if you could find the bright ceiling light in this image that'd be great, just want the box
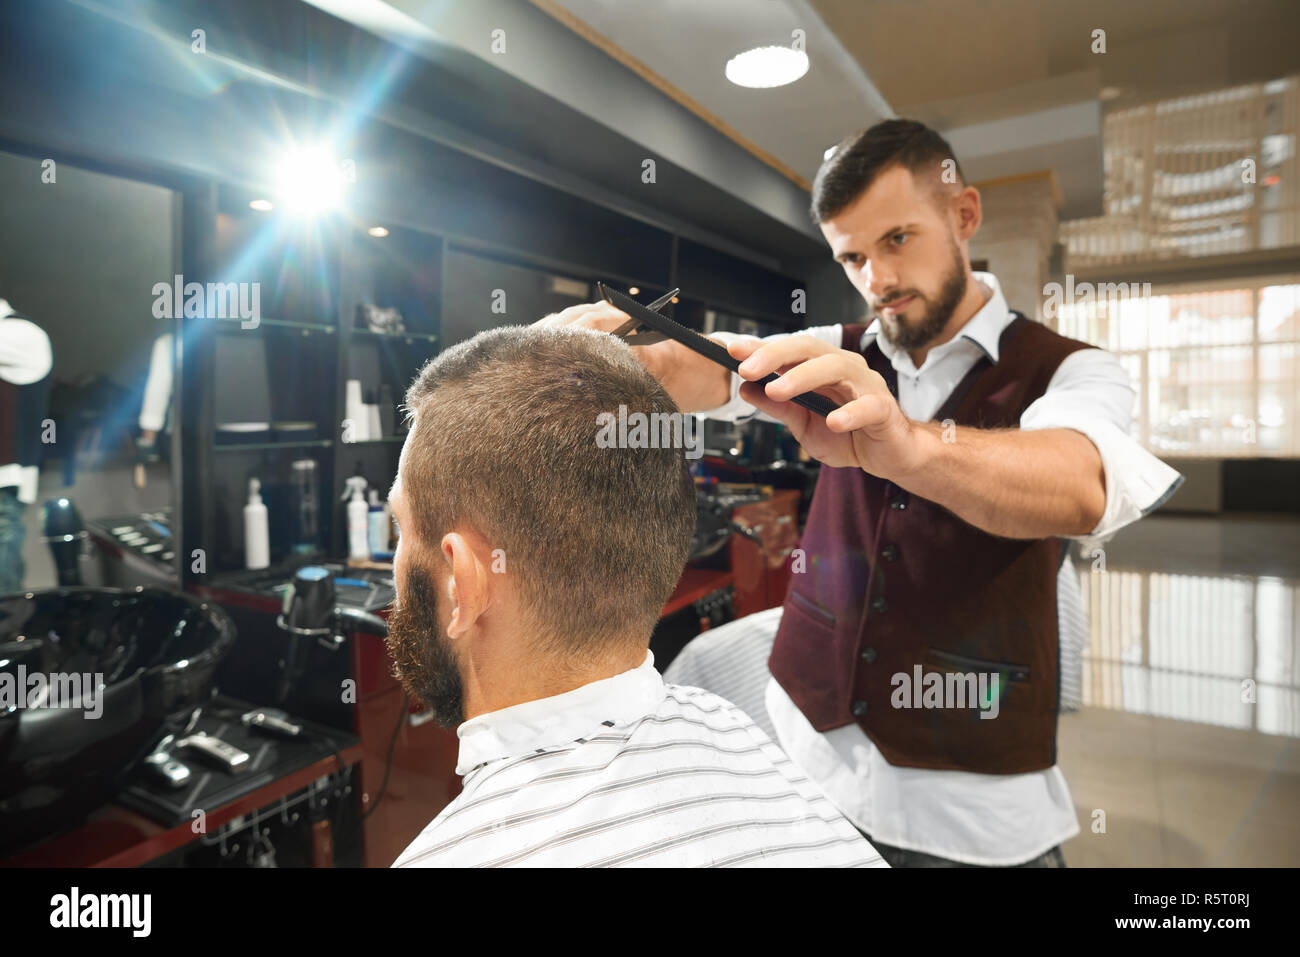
[274,147,345,215]
[628,286,640,295]
[725,46,809,89]
[367,226,389,238]
[249,198,273,212]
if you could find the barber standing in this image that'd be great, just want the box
[544,119,1182,867]
[0,296,53,594]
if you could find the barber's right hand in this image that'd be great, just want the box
[535,302,730,413]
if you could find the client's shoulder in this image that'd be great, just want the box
[649,682,776,747]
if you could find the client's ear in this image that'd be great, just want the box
[440,530,492,639]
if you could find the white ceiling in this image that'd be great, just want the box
[550,0,892,186]
[547,0,1300,220]
[309,0,1300,225]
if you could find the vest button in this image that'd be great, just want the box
[889,497,908,511]
[870,596,888,613]
[851,700,868,717]
[860,646,877,663]
[880,544,899,561]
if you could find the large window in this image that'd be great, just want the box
[1062,77,1299,268]
[1057,278,1300,456]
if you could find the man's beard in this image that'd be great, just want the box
[385,563,465,728]
[873,239,968,353]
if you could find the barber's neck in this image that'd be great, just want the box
[458,632,649,722]
[906,272,991,368]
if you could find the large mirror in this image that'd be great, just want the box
[0,150,179,591]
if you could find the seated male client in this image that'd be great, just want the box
[387,324,885,867]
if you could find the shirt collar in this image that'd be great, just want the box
[454,650,665,775]
[863,271,1012,371]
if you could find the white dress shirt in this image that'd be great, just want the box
[393,650,887,868]
[700,272,1183,864]
[0,300,54,504]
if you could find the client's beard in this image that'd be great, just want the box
[386,563,465,728]
[875,238,968,353]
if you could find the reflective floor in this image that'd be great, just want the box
[1060,514,1300,866]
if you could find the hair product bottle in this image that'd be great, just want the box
[343,476,370,561]
[244,477,270,569]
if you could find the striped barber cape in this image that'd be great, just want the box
[392,650,886,868]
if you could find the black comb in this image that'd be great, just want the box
[598,284,839,419]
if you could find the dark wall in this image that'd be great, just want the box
[1223,460,1300,513]
[441,249,592,348]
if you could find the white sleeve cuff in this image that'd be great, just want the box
[1020,409,1184,542]
[696,331,762,423]
[0,318,53,385]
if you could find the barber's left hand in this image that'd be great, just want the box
[728,337,923,481]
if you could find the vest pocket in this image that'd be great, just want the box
[788,589,836,626]
[926,648,1030,682]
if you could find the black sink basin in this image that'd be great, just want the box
[0,586,236,855]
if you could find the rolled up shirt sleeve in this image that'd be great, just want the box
[0,317,53,385]
[138,333,174,432]
[698,324,845,423]
[1020,347,1183,543]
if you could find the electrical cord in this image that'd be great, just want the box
[361,688,408,822]
[303,730,355,864]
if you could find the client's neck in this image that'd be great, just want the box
[460,635,649,721]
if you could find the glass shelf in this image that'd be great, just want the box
[349,327,438,344]
[214,317,335,333]
[213,438,335,453]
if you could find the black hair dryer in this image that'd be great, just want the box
[41,497,87,587]
[275,565,388,704]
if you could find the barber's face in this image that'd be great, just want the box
[386,477,465,728]
[820,164,969,353]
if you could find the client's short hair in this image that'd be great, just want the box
[402,325,696,657]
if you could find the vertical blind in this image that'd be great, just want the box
[1063,77,1299,266]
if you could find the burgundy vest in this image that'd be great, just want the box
[768,315,1092,774]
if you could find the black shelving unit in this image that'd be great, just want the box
[329,223,444,557]
[179,184,346,576]
[178,187,809,586]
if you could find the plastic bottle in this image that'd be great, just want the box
[367,488,388,558]
[343,476,370,561]
[244,477,270,569]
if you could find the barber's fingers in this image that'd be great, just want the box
[738,380,811,433]
[727,335,835,379]
[534,301,630,331]
[825,393,897,434]
[765,353,892,426]
[760,352,863,405]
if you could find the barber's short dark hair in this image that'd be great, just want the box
[811,119,964,223]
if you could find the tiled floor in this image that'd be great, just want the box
[1059,513,1300,867]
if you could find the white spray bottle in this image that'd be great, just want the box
[343,476,370,561]
[244,477,270,569]
[367,488,388,558]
